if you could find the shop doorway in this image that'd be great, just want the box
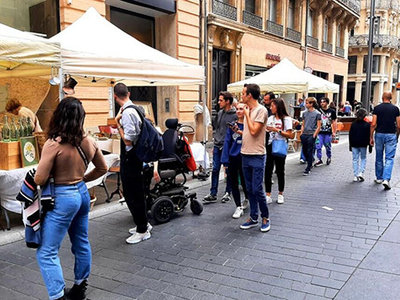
[211,49,231,119]
[110,7,158,123]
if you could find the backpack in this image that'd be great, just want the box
[124,105,164,163]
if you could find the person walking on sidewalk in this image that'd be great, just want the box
[114,83,152,244]
[221,103,249,219]
[265,98,294,204]
[349,108,371,182]
[239,84,270,232]
[370,92,400,190]
[203,91,237,203]
[300,97,321,176]
[314,97,337,167]
[34,97,107,300]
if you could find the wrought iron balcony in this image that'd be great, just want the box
[366,0,399,11]
[212,0,237,21]
[306,35,318,49]
[349,34,400,49]
[286,28,301,43]
[266,20,283,37]
[243,10,262,30]
[322,42,333,53]
[336,0,361,15]
[336,46,345,57]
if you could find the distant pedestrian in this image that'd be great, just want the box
[314,97,337,167]
[265,98,294,204]
[349,108,371,182]
[203,92,237,203]
[300,97,321,176]
[34,97,107,300]
[370,92,400,190]
[221,103,249,218]
[239,84,270,232]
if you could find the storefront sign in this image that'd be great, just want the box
[265,53,281,62]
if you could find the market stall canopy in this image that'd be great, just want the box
[0,23,60,78]
[227,58,339,94]
[50,7,205,86]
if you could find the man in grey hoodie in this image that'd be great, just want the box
[204,91,237,203]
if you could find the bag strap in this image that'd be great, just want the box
[76,145,89,168]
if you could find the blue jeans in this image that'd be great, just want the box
[301,134,316,172]
[316,133,332,160]
[352,147,367,176]
[37,181,91,300]
[242,154,269,220]
[375,133,398,181]
[210,146,232,196]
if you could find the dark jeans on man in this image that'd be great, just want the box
[228,154,248,207]
[120,149,148,233]
[210,146,232,196]
[301,134,316,172]
[265,144,286,193]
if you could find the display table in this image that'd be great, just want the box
[0,153,120,229]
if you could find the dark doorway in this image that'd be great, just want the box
[110,7,158,123]
[346,82,355,105]
[333,74,343,106]
[212,49,231,118]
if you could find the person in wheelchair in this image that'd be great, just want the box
[143,119,203,224]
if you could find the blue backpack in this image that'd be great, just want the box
[125,105,164,163]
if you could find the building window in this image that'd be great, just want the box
[288,0,295,29]
[307,9,313,36]
[323,18,329,42]
[350,27,355,36]
[245,0,256,14]
[363,55,380,73]
[337,24,342,47]
[269,0,277,22]
[348,56,357,74]
[245,64,268,79]
[373,16,380,36]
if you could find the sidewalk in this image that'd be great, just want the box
[1,137,400,299]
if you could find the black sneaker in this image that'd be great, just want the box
[326,158,331,165]
[221,192,231,203]
[65,280,87,300]
[203,194,217,203]
[303,170,310,176]
[314,160,323,167]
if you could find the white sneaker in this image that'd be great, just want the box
[232,206,244,219]
[221,192,231,203]
[277,194,284,204]
[242,199,249,210]
[129,223,153,235]
[375,179,383,184]
[266,195,273,204]
[357,173,364,182]
[353,176,359,182]
[126,231,151,244]
[383,180,391,190]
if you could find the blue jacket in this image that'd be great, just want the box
[221,122,244,165]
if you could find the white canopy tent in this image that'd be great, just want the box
[0,23,60,78]
[227,58,339,94]
[50,7,204,86]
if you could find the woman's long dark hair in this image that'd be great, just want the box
[47,97,86,146]
[271,98,289,120]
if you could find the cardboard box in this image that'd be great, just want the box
[0,141,22,170]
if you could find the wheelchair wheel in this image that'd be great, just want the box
[190,199,203,215]
[151,196,174,224]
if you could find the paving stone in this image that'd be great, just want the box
[0,285,33,300]
[359,241,400,275]
[380,221,400,243]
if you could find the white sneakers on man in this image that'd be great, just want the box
[129,223,153,234]
[266,195,273,204]
[232,206,244,219]
[383,180,391,190]
[277,194,284,204]
[126,231,151,244]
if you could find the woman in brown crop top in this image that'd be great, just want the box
[34,97,107,300]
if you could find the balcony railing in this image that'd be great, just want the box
[306,35,318,49]
[366,0,399,12]
[349,34,400,49]
[322,41,333,53]
[286,28,301,43]
[266,20,283,37]
[212,0,237,21]
[336,46,345,57]
[243,10,262,30]
[337,0,361,15]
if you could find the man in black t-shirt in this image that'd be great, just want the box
[314,97,337,167]
[370,92,400,190]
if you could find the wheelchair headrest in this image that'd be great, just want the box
[165,118,179,130]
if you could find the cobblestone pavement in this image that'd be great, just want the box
[1,138,400,299]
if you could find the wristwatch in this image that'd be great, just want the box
[278,130,282,134]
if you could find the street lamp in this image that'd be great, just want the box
[364,0,376,114]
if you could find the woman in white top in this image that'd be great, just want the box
[265,98,294,204]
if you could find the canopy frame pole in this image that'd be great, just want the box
[202,0,208,170]
[58,67,63,101]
